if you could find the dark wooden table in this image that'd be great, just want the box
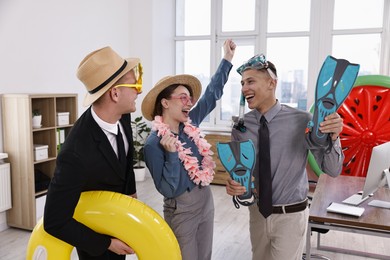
[306,174,390,259]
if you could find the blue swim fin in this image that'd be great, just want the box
[216,140,257,208]
[307,55,360,149]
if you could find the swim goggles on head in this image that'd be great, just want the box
[236,54,277,80]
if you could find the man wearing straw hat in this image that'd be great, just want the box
[44,46,142,259]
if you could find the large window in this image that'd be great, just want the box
[175,0,389,131]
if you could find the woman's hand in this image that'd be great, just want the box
[223,39,236,62]
[160,134,178,153]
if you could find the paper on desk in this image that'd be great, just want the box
[326,202,365,217]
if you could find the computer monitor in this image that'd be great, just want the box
[361,141,390,200]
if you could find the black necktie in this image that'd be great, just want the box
[258,116,273,218]
[117,125,127,170]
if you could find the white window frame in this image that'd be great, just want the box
[175,0,390,132]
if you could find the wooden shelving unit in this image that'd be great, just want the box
[2,94,77,230]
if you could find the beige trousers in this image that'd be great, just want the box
[248,203,309,260]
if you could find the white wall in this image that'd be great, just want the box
[0,0,175,231]
[129,0,175,113]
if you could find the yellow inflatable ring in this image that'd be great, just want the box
[26,191,181,259]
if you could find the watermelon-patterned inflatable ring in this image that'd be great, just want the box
[308,75,390,177]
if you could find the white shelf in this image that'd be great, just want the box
[0,153,8,160]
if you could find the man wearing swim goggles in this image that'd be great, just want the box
[226,53,344,259]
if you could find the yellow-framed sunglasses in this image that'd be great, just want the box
[114,63,143,93]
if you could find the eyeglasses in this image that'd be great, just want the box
[236,54,277,80]
[113,83,142,94]
[170,94,194,105]
[113,63,143,93]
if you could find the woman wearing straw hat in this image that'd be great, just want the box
[44,46,142,259]
[141,39,236,260]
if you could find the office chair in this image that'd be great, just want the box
[304,75,390,259]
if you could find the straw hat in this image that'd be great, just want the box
[77,46,140,106]
[141,74,202,121]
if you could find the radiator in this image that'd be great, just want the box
[0,163,12,212]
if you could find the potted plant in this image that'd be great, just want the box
[32,109,42,128]
[131,116,151,181]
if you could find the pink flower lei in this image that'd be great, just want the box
[152,116,215,186]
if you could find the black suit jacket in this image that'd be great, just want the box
[43,107,136,257]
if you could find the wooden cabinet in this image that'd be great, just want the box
[205,133,231,185]
[2,94,77,230]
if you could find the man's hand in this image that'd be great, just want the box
[108,238,135,255]
[319,112,343,141]
[223,39,236,62]
[225,178,246,196]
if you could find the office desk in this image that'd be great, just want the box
[306,174,390,260]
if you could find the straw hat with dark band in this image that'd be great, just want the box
[77,46,140,106]
[141,74,202,121]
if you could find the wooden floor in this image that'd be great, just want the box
[1,175,389,260]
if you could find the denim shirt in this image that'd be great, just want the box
[144,59,233,198]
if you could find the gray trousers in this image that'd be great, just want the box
[164,185,214,260]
